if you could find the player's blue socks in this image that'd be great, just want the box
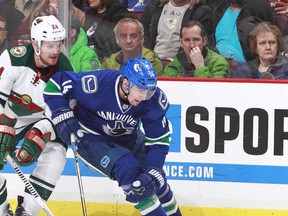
[158,184,182,216]
[134,195,166,215]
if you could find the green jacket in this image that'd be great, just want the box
[101,46,163,75]
[71,27,101,73]
[163,47,230,78]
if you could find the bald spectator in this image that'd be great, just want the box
[101,18,163,75]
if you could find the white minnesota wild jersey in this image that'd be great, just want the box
[0,43,73,132]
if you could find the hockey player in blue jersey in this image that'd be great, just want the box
[43,58,182,215]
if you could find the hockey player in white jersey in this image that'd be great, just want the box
[44,58,182,215]
[0,15,73,215]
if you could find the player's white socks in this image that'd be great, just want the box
[0,200,9,215]
[22,193,42,216]
[0,175,9,215]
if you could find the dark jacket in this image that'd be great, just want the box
[208,0,274,23]
[233,55,288,79]
[0,3,24,41]
[0,40,9,55]
[141,0,214,50]
[83,2,131,60]
[212,0,274,61]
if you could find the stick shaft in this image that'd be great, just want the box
[70,134,88,216]
[5,154,54,216]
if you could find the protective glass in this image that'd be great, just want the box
[41,41,63,53]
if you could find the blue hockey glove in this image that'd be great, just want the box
[52,108,84,145]
[122,172,158,203]
[14,128,51,166]
[0,114,17,168]
[145,167,166,190]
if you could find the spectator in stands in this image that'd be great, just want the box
[72,0,89,12]
[14,0,41,18]
[10,0,59,46]
[72,0,85,25]
[233,23,288,79]
[163,20,230,78]
[83,0,131,61]
[71,13,101,72]
[214,0,274,63]
[0,1,24,43]
[270,0,288,38]
[141,0,214,63]
[0,16,8,55]
[119,0,153,12]
[101,18,163,75]
[270,0,288,14]
[207,0,274,23]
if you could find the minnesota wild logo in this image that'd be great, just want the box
[8,91,43,116]
[10,46,27,58]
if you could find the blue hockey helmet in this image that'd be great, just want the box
[122,58,157,90]
[121,58,157,100]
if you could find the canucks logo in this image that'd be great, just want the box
[8,92,43,116]
[159,90,168,110]
[100,156,110,168]
[103,121,134,136]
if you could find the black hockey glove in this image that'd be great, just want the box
[0,114,17,169]
[14,128,51,166]
[122,172,158,203]
[52,108,84,145]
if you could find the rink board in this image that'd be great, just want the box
[3,78,288,215]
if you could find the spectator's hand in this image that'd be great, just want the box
[189,46,205,68]
[274,1,288,14]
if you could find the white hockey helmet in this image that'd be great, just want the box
[31,15,66,49]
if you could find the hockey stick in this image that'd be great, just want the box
[5,154,54,216]
[70,134,88,216]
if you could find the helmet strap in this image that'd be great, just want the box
[119,80,130,102]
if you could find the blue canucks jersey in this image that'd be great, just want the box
[44,70,171,146]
